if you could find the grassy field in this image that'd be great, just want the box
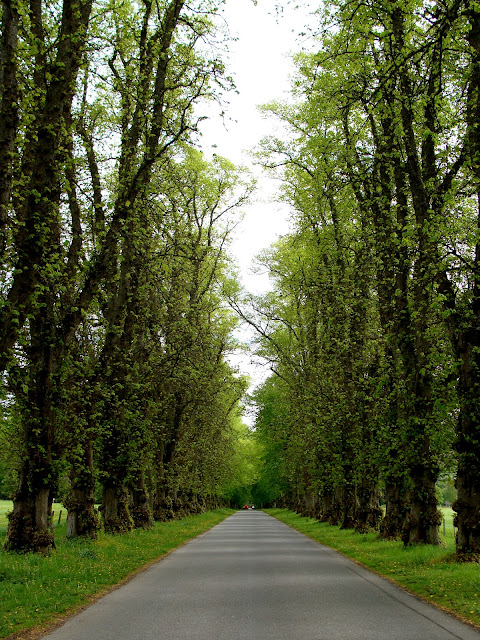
[0,501,68,529]
[0,503,234,639]
[265,508,480,630]
[0,502,9,528]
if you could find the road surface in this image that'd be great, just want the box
[43,510,480,640]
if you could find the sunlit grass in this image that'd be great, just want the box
[0,501,12,528]
[266,508,480,629]
[0,507,234,639]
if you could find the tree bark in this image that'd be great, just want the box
[355,481,382,533]
[4,292,59,552]
[403,458,442,546]
[130,470,154,529]
[380,481,410,541]
[4,465,55,553]
[65,441,99,538]
[101,484,133,534]
[0,0,19,256]
[452,0,480,562]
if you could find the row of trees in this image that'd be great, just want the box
[0,0,252,552]
[246,0,480,560]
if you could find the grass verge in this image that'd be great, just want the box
[265,508,480,629]
[0,506,234,639]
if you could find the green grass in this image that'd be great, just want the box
[440,507,455,540]
[0,504,234,639]
[0,501,69,530]
[0,502,12,528]
[0,503,473,637]
[265,508,480,629]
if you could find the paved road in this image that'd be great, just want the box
[44,510,480,640]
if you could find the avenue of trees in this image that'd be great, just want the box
[247,0,480,561]
[2,0,480,565]
[0,0,253,553]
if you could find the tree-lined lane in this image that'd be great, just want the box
[43,511,480,640]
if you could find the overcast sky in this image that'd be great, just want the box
[198,0,317,410]
[200,0,317,291]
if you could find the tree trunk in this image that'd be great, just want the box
[0,0,19,256]
[317,489,333,522]
[339,456,356,530]
[4,465,55,553]
[154,495,175,522]
[340,483,356,530]
[453,333,480,559]
[66,489,99,538]
[326,487,342,526]
[403,459,442,546]
[153,477,166,521]
[101,484,133,534]
[303,492,316,518]
[355,481,382,533]
[380,481,409,540]
[4,304,58,552]
[453,2,480,562]
[65,441,99,538]
[2,0,95,554]
[130,470,154,529]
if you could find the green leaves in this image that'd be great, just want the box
[0,0,250,551]
[246,0,480,545]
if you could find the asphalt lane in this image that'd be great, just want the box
[44,510,480,640]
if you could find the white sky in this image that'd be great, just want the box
[200,0,317,292]
[198,0,317,411]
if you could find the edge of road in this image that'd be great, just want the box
[264,509,480,638]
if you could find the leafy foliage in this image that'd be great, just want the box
[0,0,252,552]
[248,0,480,558]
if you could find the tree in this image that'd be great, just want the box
[1,0,95,552]
[450,0,480,561]
[249,0,469,547]
[1,0,238,552]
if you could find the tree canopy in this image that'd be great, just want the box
[0,0,253,552]
[1,0,480,564]
[246,0,480,561]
